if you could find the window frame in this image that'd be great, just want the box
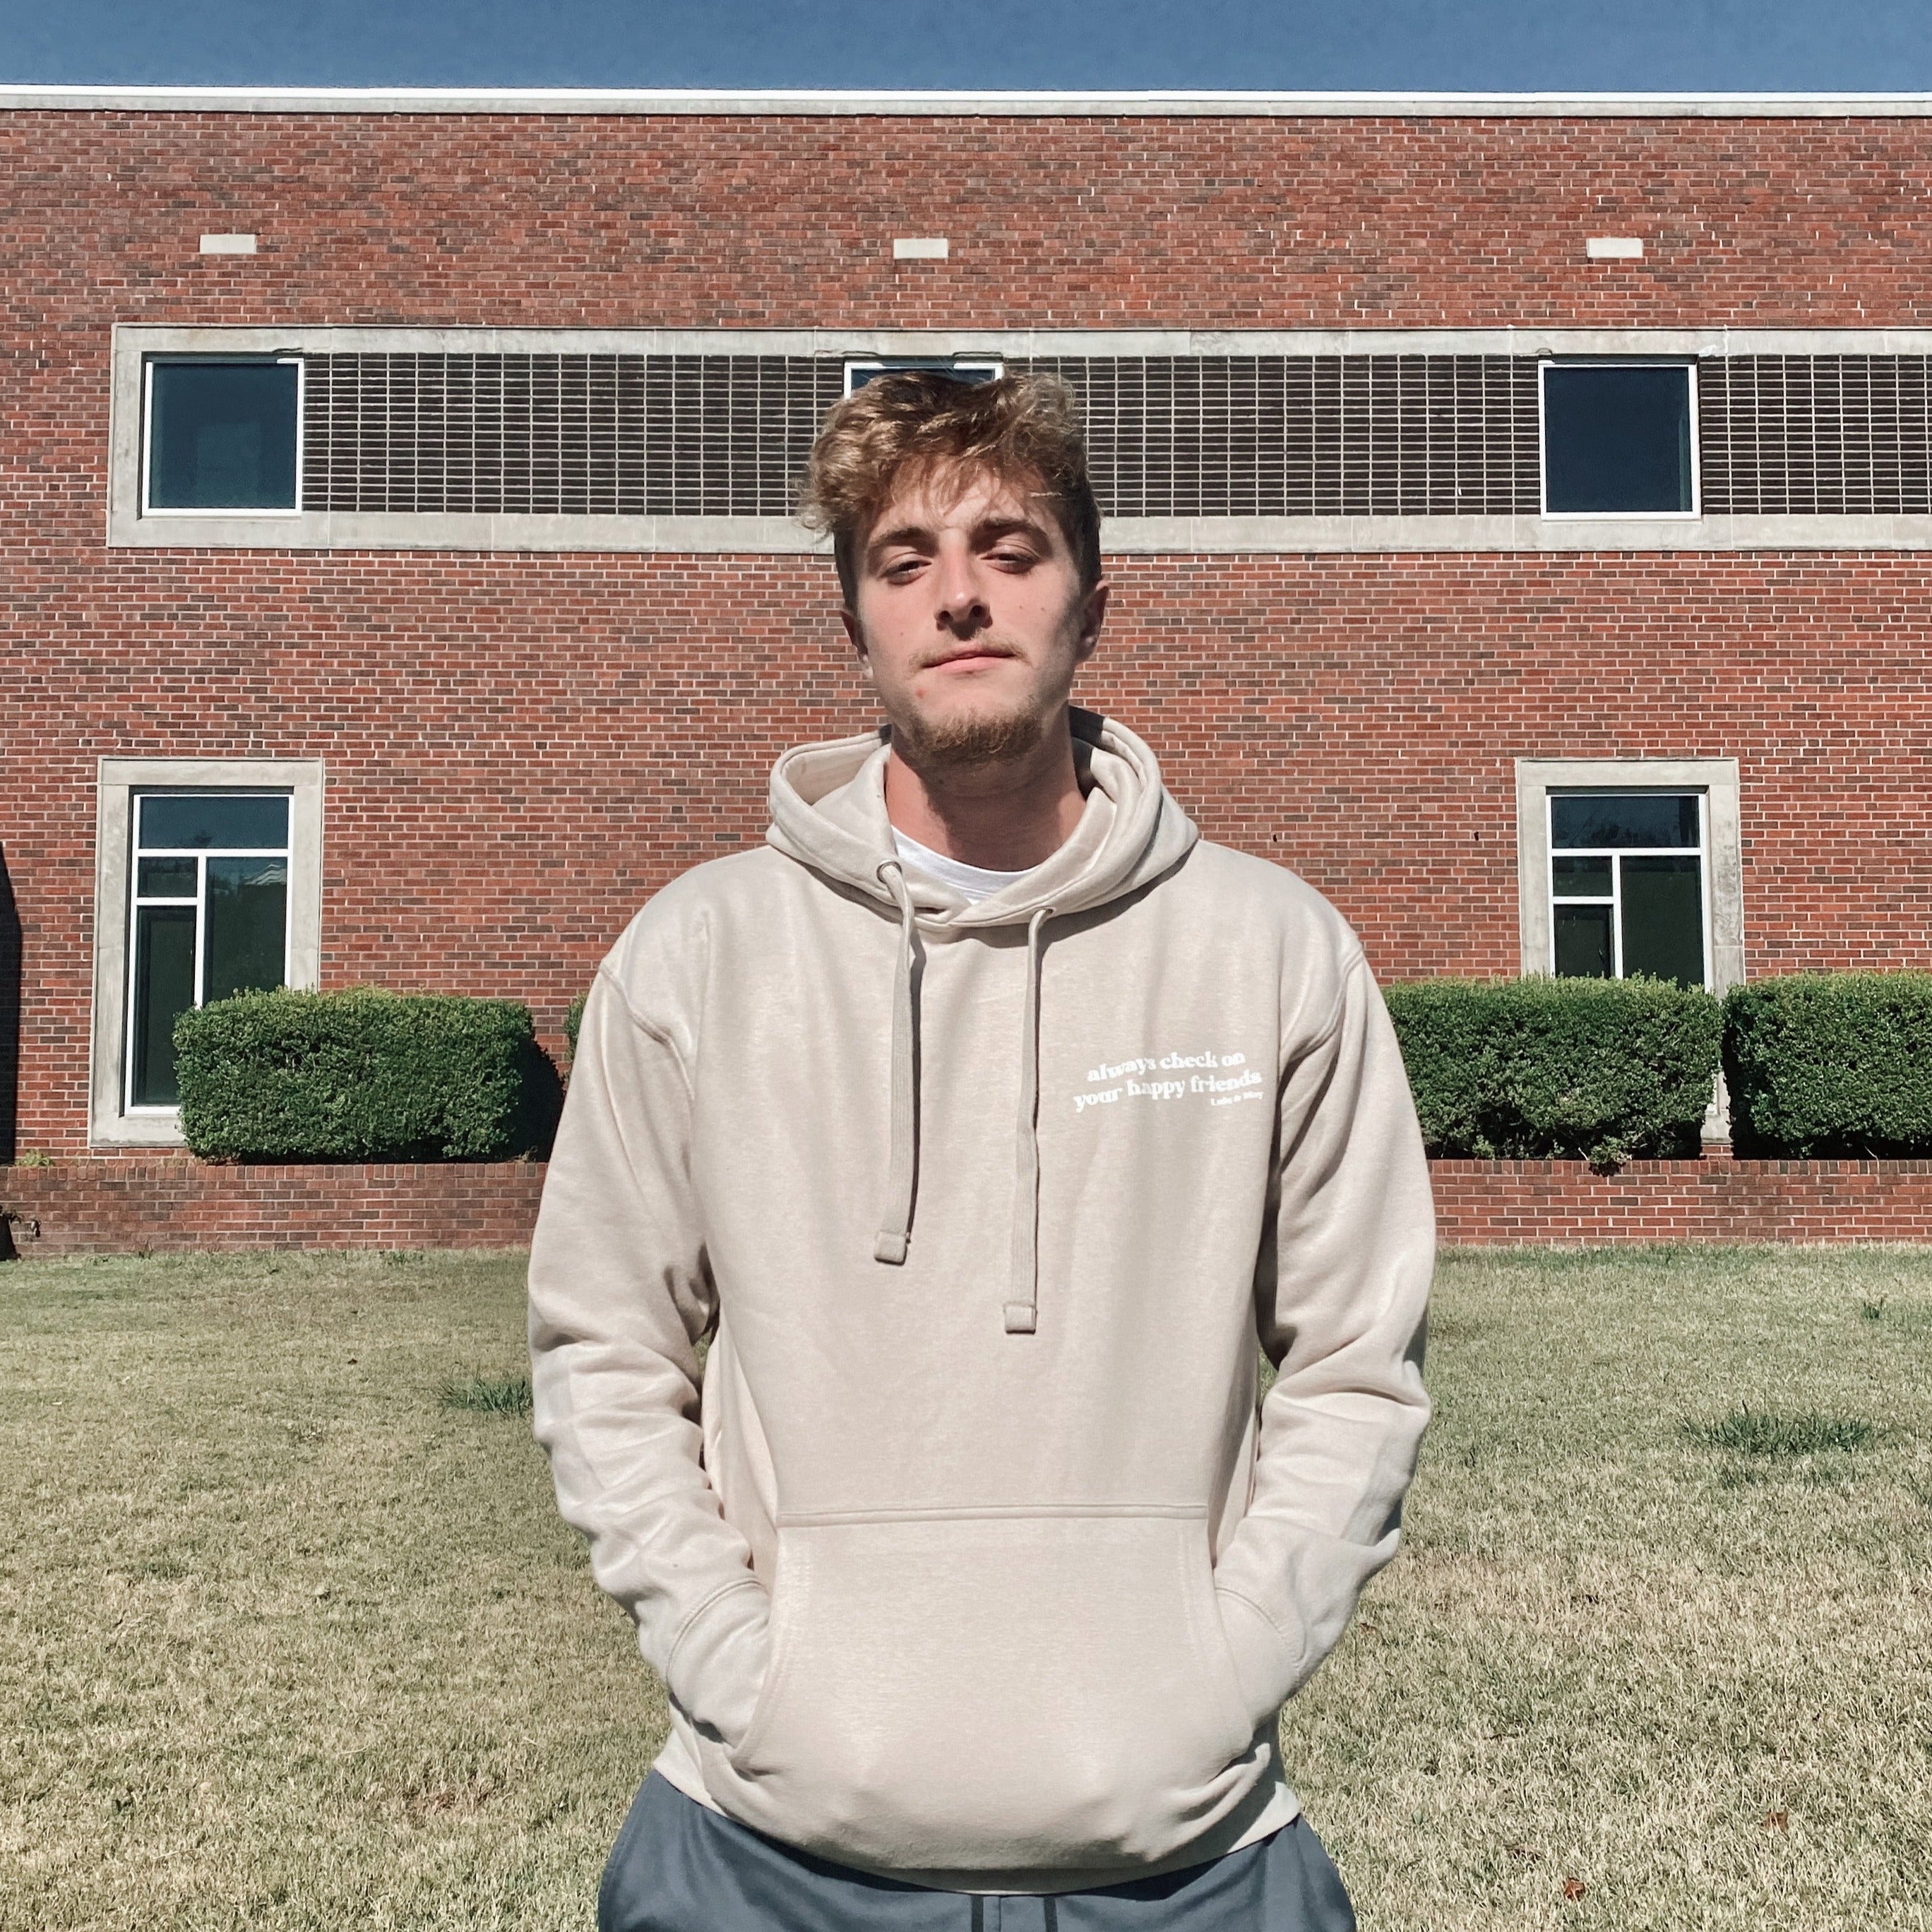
[138,354,306,519]
[1537,358,1702,523]
[1516,758,1741,1144]
[90,758,324,1147]
[1515,757,1746,1143]
[1517,759,1741,991]
[122,795,297,1116]
[1546,789,1712,989]
[842,357,1005,396]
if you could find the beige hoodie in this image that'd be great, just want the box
[528,709,1433,1895]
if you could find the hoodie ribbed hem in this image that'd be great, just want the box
[648,1720,1302,1897]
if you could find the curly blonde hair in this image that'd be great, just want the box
[799,370,1101,604]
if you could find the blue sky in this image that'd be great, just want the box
[1,0,1929,91]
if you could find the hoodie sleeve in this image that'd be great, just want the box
[527,962,769,1749]
[1210,948,1433,1730]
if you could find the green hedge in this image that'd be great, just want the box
[564,991,588,1068]
[175,988,554,1162]
[1723,972,1932,1157]
[1383,975,1722,1167]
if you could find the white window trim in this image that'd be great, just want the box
[1539,359,1701,521]
[1516,757,1741,1145]
[90,758,324,1147]
[138,353,306,518]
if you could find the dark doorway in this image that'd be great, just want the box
[0,845,18,1166]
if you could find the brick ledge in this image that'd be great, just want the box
[0,1157,547,1257]
[6,1155,1932,1256]
[1431,1157,1932,1245]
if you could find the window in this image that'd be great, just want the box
[1549,792,1707,988]
[90,760,323,1146]
[1541,362,1698,518]
[1516,759,1742,996]
[843,358,1004,396]
[1516,760,1742,1143]
[142,357,301,513]
[126,794,292,1109]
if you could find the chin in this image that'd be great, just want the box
[893,696,1055,769]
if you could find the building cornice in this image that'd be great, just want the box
[5,84,1932,118]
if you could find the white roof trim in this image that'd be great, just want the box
[7,85,1932,118]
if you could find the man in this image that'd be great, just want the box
[529,371,1433,1931]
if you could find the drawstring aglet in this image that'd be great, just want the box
[1002,1302,1038,1335]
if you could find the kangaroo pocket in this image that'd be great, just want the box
[709,1508,1261,1874]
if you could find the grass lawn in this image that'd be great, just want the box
[3,1246,1930,1930]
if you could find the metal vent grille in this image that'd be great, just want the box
[1700,356,1932,515]
[301,352,1543,520]
[302,354,845,516]
[1017,355,1541,517]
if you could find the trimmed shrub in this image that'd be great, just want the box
[1383,975,1722,1167]
[1723,972,1932,1157]
[564,990,588,1068]
[175,988,551,1162]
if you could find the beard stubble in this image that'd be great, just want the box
[888,680,1056,771]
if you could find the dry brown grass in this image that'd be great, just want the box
[1289,1245,1932,1931]
[0,1249,655,1931]
[2,1244,1928,1928]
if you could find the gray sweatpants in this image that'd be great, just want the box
[599,1775,1357,1932]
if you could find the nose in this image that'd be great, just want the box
[931,542,991,636]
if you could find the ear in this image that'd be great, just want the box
[1073,579,1109,664]
[840,604,873,682]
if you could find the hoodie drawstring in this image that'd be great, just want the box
[1003,907,1053,1336]
[873,861,919,1265]
[871,866,1054,1338]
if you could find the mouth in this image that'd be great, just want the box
[923,644,1019,673]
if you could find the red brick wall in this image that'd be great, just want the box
[1431,1158,1932,1246]
[8,1157,1932,1256]
[13,547,1931,1155]
[8,110,1932,330]
[8,109,1932,1155]
[0,1158,547,1257]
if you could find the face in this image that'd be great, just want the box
[842,464,1107,770]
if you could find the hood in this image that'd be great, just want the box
[765,707,1198,928]
[763,708,1201,1334]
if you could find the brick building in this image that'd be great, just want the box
[6,85,1932,1168]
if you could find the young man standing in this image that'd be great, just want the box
[529,372,1433,1931]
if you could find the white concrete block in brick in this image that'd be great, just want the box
[199,232,258,254]
[1585,235,1644,260]
[892,236,948,259]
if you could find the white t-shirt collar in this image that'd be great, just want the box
[890,828,1041,905]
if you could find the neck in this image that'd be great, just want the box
[883,712,1085,871]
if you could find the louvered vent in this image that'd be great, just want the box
[1700,356,1932,515]
[302,354,845,516]
[302,351,1544,520]
[1016,356,1540,517]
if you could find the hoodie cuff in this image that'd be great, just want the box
[664,1578,770,1751]
[1215,1586,1304,1733]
